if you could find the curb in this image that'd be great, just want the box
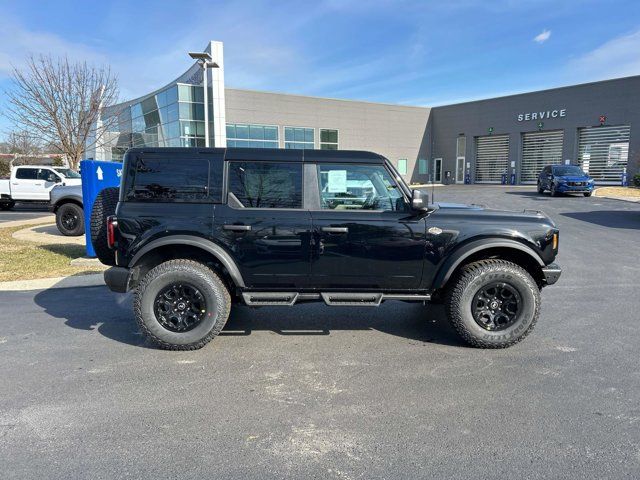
[0,273,105,292]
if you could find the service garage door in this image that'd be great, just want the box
[578,125,630,183]
[520,130,564,183]
[475,134,509,183]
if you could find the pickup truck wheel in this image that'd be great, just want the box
[134,259,231,350]
[583,192,592,197]
[90,187,119,266]
[537,182,544,194]
[55,203,84,236]
[550,184,558,197]
[445,259,540,348]
[0,201,15,211]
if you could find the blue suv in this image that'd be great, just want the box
[537,164,595,197]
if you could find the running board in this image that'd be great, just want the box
[242,292,299,306]
[242,292,430,307]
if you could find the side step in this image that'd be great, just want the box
[321,292,383,306]
[242,292,430,307]
[242,292,299,306]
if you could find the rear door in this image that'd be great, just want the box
[11,167,44,200]
[309,162,426,290]
[213,156,312,288]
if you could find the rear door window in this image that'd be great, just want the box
[227,162,303,209]
[15,168,37,180]
[127,154,223,202]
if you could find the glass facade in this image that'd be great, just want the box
[284,127,314,149]
[320,129,339,150]
[226,124,279,148]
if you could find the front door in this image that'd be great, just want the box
[456,157,465,183]
[214,160,312,288]
[310,162,426,290]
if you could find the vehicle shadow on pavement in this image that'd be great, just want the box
[222,302,465,347]
[33,286,148,348]
[561,210,640,229]
[33,286,464,348]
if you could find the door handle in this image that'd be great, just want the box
[321,227,348,234]
[223,224,251,232]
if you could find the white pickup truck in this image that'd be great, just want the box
[0,165,82,210]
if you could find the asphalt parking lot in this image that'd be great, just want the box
[0,203,51,223]
[1,185,639,479]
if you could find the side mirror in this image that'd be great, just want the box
[411,189,429,211]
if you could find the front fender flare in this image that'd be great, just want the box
[432,239,545,290]
[128,235,246,288]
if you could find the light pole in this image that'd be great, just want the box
[188,52,219,147]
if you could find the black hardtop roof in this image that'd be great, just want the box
[125,147,388,164]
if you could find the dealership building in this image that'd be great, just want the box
[90,40,640,185]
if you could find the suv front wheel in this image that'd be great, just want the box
[445,259,540,348]
[134,259,231,350]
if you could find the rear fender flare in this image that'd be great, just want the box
[432,239,544,290]
[129,235,246,288]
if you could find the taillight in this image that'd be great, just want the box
[107,216,118,249]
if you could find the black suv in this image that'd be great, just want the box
[100,148,561,350]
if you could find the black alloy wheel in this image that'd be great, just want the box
[153,283,207,333]
[61,210,78,231]
[472,282,521,331]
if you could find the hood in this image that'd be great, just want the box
[61,178,82,186]
[435,201,554,225]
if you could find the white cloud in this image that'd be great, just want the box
[566,29,640,80]
[533,29,551,44]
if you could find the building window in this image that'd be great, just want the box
[320,129,338,150]
[418,158,427,175]
[227,162,303,208]
[397,159,408,175]
[456,136,466,158]
[226,124,279,148]
[284,127,314,149]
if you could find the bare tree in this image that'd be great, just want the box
[6,130,42,156]
[4,55,119,169]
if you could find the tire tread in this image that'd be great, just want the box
[445,259,540,349]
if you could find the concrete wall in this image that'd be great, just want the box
[225,88,431,182]
[431,75,640,184]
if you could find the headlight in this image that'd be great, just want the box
[557,179,566,184]
[588,179,594,184]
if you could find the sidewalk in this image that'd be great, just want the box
[594,187,640,203]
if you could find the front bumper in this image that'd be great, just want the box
[104,266,131,293]
[556,183,594,193]
[541,262,562,285]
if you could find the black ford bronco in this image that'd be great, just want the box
[98,147,561,350]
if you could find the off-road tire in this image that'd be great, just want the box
[55,202,85,236]
[0,201,15,211]
[445,259,540,348]
[583,192,592,197]
[537,183,544,194]
[90,187,119,265]
[134,259,231,350]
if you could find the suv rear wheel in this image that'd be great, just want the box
[445,259,540,348]
[134,259,231,350]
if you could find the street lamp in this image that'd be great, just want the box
[188,52,220,147]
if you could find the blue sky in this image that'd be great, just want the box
[1,0,640,139]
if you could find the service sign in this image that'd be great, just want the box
[517,109,566,122]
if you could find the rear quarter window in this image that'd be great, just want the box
[15,168,38,180]
[126,154,223,202]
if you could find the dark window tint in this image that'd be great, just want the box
[128,157,219,202]
[15,168,37,180]
[228,162,302,209]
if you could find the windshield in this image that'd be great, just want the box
[553,166,585,176]
[53,168,81,178]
